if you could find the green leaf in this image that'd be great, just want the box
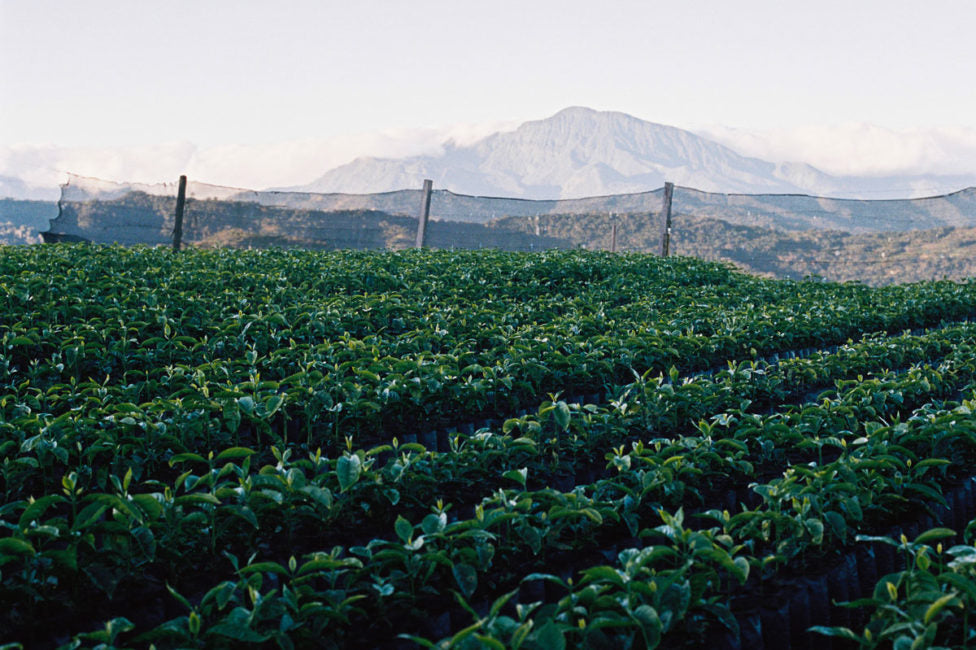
[512,621,534,649]
[19,494,65,528]
[421,513,447,536]
[169,452,207,466]
[131,493,163,520]
[914,527,956,545]
[521,525,542,555]
[0,537,35,556]
[237,396,256,415]
[923,592,958,624]
[808,626,861,641]
[521,573,568,590]
[905,482,947,505]
[472,635,507,650]
[229,505,259,530]
[72,502,109,531]
[553,401,571,431]
[166,583,193,611]
[489,589,517,618]
[581,565,624,587]
[263,394,285,417]
[336,454,362,492]
[914,458,951,469]
[174,493,221,506]
[632,605,662,647]
[299,486,334,510]
[453,563,478,598]
[215,446,256,462]
[239,561,289,577]
[579,507,603,524]
[732,556,750,584]
[201,581,238,611]
[222,400,242,432]
[395,515,413,543]
[533,620,566,650]
[805,517,825,544]
[825,510,848,539]
[503,467,528,487]
[939,572,976,601]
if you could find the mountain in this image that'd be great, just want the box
[290,107,976,200]
[292,107,805,198]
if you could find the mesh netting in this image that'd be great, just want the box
[40,174,976,283]
[50,175,675,249]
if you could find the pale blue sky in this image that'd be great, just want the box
[2,0,976,189]
[3,0,975,146]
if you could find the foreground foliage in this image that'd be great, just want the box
[2,246,976,648]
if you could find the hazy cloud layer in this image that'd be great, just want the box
[0,120,520,196]
[697,123,976,178]
[3,119,974,198]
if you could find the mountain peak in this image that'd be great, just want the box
[526,106,665,134]
[549,106,600,119]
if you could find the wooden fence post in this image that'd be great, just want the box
[173,175,187,252]
[415,179,433,249]
[660,182,674,257]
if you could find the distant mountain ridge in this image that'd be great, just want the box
[289,107,976,200]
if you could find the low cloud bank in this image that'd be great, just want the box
[698,123,976,178]
[3,119,973,200]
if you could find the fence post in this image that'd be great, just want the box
[660,182,674,257]
[173,175,187,252]
[415,179,433,249]
[610,214,618,253]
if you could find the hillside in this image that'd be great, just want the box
[43,192,569,252]
[32,190,976,285]
[0,199,57,244]
[494,212,976,284]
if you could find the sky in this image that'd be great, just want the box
[2,0,976,191]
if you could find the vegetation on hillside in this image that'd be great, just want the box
[20,192,976,284]
[495,212,976,284]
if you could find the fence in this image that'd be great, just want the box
[39,173,976,285]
